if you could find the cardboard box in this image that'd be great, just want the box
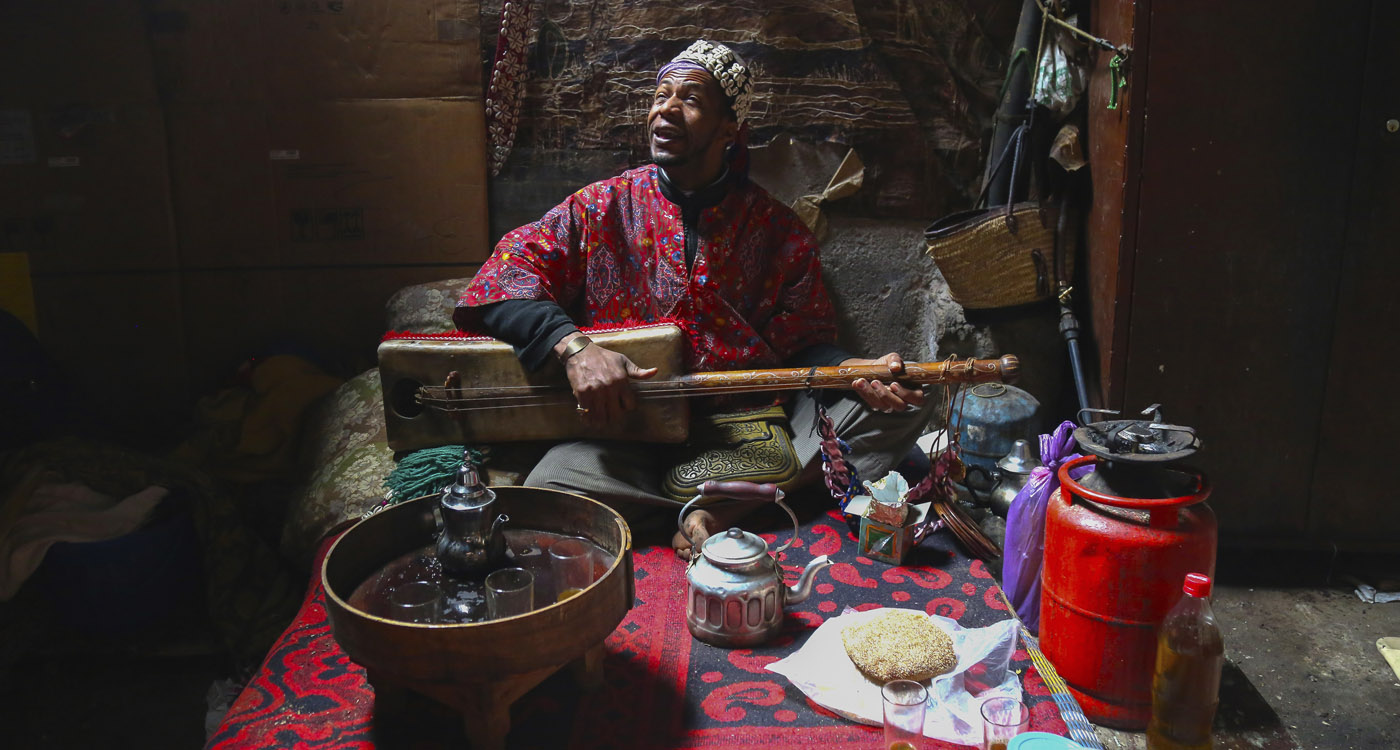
[145,0,482,103]
[0,1,177,273]
[167,98,490,268]
[0,103,178,273]
[0,0,158,106]
[844,494,933,565]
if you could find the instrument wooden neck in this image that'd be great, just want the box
[416,356,1019,413]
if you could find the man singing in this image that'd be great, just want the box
[457,40,929,555]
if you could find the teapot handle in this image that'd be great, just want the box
[677,480,801,553]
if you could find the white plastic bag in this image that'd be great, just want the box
[1033,21,1087,116]
[767,607,1021,746]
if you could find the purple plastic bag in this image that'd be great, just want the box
[1001,420,1093,633]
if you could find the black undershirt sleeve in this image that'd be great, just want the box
[479,300,854,374]
[476,299,579,372]
[786,342,853,369]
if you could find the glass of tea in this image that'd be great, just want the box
[389,580,442,624]
[549,536,594,602]
[979,696,1030,750]
[485,567,534,619]
[881,679,928,750]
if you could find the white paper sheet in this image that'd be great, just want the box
[767,607,1021,746]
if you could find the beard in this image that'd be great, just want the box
[650,148,686,166]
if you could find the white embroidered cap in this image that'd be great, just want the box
[660,40,753,122]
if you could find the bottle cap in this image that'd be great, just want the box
[1183,572,1212,598]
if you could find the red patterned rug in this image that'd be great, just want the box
[207,508,1067,749]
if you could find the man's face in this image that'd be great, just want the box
[648,67,738,174]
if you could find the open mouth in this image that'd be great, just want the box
[651,123,685,145]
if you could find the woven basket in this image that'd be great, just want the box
[924,201,1067,310]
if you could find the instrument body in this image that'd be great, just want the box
[379,324,689,452]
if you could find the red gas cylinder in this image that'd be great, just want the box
[1039,412,1216,730]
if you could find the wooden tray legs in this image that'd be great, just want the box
[368,643,608,750]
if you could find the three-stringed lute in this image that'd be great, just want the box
[378,324,1018,452]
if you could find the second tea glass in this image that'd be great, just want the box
[980,696,1030,750]
[882,679,928,750]
[549,536,595,602]
[389,580,442,624]
[485,567,534,619]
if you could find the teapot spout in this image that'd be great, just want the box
[785,555,831,605]
[488,513,510,562]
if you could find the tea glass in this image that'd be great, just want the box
[882,679,928,750]
[389,580,442,624]
[549,537,594,602]
[485,567,534,619]
[980,696,1030,750]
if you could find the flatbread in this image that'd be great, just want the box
[841,609,957,683]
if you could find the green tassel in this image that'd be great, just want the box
[382,445,487,506]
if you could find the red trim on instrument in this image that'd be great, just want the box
[381,319,688,343]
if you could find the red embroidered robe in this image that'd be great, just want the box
[455,165,838,374]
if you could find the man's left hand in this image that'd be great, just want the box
[842,352,926,413]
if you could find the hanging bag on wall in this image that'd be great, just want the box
[923,123,1069,310]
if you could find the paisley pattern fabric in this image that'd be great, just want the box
[384,277,471,334]
[456,165,839,374]
[279,370,396,571]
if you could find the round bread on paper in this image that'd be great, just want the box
[841,608,957,683]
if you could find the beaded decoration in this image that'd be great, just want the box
[664,40,754,122]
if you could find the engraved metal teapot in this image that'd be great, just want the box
[989,438,1042,517]
[435,453,509,576]
[678,480,831,648]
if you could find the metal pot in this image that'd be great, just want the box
[678,481,830,648]
[435,454,509,576]
[950,383,1041,475]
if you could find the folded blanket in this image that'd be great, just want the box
[0,480,167,600]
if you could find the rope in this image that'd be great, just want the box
[380,445,488,509]
[815,400,861,509]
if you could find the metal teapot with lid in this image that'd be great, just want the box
[988,439,1042,517]
[435,451,509,576]
[678,480,831,648]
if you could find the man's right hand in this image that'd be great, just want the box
[556,333,658,426]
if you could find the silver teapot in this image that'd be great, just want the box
[988,439,1041,517]
[435,454,509,576]
[678,481,831,648]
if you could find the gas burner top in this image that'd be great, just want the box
[1074,405,1201,465]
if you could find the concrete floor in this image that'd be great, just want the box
[1208,551,1400,750]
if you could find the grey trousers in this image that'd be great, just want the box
[524,393,932,514]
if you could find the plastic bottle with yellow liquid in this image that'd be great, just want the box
[1146,572,1224,750]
